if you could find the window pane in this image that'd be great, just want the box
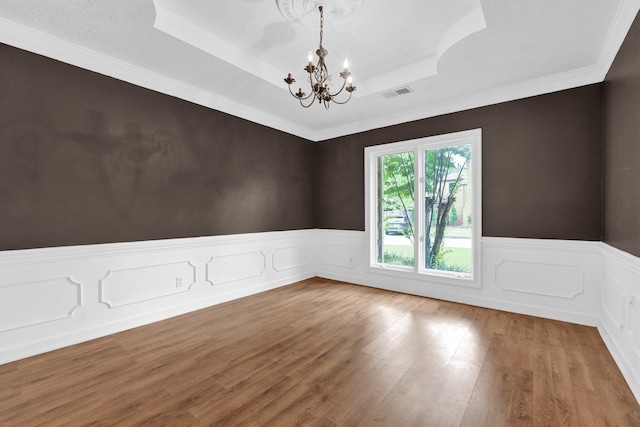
[423,144,472,274]
[377,152,415,268]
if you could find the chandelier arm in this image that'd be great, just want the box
[328,78,347,97]
[287,84,314,101]
[286,85,298,97]
[299,97,316,108]
[307,71,318,93]
[329,91,354,105]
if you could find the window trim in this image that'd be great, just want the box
[364,128,482,288]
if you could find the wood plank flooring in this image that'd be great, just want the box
[1,277,639,426]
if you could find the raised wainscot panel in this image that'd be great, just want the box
[495,260,584,299]
[100,261,196,308]
[603,275,626,331]
[273,245,312,272]
[626,294,640,365]
[0,277,82,332]
[320,244,358,268]
[207,251,266,285]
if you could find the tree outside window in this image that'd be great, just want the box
[366,129,480,285]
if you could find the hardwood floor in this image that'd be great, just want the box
[1,277,639,426]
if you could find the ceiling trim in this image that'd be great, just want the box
[313,0,640,141]
[151,0,486,99]
[0,0,639,143]
[356,6,486,97]
[596,0,640,80]
[314,65,605,141]
[0,17,314,140]
[152,1,286,92]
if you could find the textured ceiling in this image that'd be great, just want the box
[0,0,638,141]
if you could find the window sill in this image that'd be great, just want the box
[365,264,481,288]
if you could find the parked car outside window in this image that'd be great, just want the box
[385,215,409,235]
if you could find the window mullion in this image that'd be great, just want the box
[414,147,422,274]
[376,156,383,265]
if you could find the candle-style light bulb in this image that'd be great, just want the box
[308,51,313,63]
[347,75,353,84]
[343,58,349,70]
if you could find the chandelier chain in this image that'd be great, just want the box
[319,6,324,48]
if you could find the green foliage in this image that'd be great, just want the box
[449,205,458,226]
[423,145,471,269]
[381,152,415,211]
[383,251,414,267]
[432,249,471,273]
[380,144,472,272]
[423,144,470,197]
[381,152,415,243]
[432,259,470,273]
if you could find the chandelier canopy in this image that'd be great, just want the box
[283,6,356,109]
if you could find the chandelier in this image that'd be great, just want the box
[283,6,356,109]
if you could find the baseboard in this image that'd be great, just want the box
[598,320,640,403]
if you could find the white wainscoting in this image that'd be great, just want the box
[0,229,315,365]
[314,230,640,402]
[314,231,603,326]
[207,251,266,286]
[0,276,82,332]
[482,237,602,325]
[4,228,640,404]
[101,261,197,307]
[599,243,640,402]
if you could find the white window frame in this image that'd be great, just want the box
[364,128,482,288]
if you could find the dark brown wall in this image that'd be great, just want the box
[0,43,315,250]
[0,39,610,250]
[316,84,603,241]
[604,12,640,257]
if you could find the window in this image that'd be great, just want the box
[364,129,481,287]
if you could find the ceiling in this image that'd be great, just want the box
[0,0,638,141]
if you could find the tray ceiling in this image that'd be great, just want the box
[0,0,638,141]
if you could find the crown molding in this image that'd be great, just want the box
[151,1,286,92]
[313,64,605,141]
[355,5,486,97]
[0,0,638,143]
[596,0,640,80]
[310,0,640,142]
[0,17,315,141]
